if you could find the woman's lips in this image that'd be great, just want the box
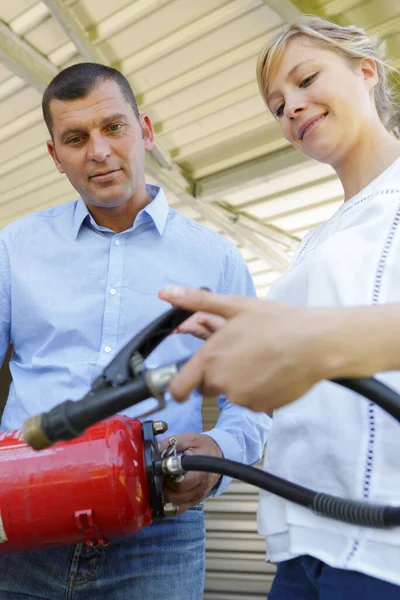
[301,113,328,141]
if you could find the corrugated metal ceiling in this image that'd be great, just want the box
[0,0,399,300]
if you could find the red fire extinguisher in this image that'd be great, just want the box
[3,303,400,557]
[0,416,168,554]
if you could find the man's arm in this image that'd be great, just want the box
[195,247,270,496]
[0,238,11,370]
[159,247,270,510]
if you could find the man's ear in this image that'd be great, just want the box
[139,113,155,152]
[47,139,65,174]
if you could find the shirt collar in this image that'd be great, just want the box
[72,184,169,240]
[141,184,169,236]
[72,197,90,240]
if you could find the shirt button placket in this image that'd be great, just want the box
[100,236,123,361]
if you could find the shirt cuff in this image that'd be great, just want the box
[202,428,243,497]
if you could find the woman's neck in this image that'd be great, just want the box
[333,123,400,202]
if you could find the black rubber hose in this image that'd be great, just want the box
[334,377,400,423]
[178,455,400,527]
[41,377,151,442]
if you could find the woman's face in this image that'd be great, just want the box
[266,37,378,166]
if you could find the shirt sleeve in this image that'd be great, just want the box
[0,237,11,368]
[202,244,272,496]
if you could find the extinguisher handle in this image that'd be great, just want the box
[22,298,206,450]
[99,306,194,388]
[98,289,210,388]
[23,359,189,450]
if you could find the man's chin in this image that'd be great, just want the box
[84,197,128,209]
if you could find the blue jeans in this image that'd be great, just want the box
[0,505,205,600]
[269,555,400,599]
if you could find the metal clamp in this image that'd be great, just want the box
[161,439,185,483]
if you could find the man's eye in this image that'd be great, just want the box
[300,73,317,88]
[109,124,123,132]
[67,137,82,144]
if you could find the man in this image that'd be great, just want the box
[0,63,269,600]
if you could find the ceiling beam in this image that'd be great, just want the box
[0,21,58,92]
[233,172,337,212]
[171,113,270,162]
[120,0,263,75]
[215,204,300,249]
[320,0,364,18]
[138,33,272,109]
[262,0,302,22]
[289,0,319,13]
[41,0,108,64]
[86,0,172,45]
[195,145,315,199]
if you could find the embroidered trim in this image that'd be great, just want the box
[293,189,400,269]
[345,200,400,566]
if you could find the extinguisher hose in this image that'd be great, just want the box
[23,377,151,449]
[158,454,400,528]
[332,376,400,422]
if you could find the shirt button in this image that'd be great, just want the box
[104,346,112,353]
[110,288,116,295]
[115,239,121,246]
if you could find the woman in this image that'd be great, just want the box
[160,15,400,598]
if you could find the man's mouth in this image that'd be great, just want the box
[89,169,121,183]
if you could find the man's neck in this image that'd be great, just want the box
[86,192,153,233]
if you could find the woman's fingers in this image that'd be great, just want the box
[158,286,252,319]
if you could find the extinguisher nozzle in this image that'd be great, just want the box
[22,415,52,450]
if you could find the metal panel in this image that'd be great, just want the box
[202,394,274,598]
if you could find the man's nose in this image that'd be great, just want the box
[87,134,111,162]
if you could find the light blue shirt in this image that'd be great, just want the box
[0,185,270,495]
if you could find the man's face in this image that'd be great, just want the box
[47,80,154,208]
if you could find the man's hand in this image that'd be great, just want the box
[158,433,223,514]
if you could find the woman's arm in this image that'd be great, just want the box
[159,286,400,413]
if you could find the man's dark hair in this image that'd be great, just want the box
[42,62,140,136]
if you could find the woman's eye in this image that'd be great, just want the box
[300,73,317,88]
[276,103,285,118]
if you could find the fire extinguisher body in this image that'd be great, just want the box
[0,416,157,554]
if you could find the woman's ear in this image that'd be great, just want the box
[360,57,379,92]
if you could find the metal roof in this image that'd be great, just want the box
[0,0,399,298]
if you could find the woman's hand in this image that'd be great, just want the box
[172,311,226,340]
[160,287,400,413]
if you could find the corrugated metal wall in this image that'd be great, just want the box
[202,394,275,599]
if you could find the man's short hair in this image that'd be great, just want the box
[42,62,140,136]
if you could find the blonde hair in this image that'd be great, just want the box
[257,16,398,128]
